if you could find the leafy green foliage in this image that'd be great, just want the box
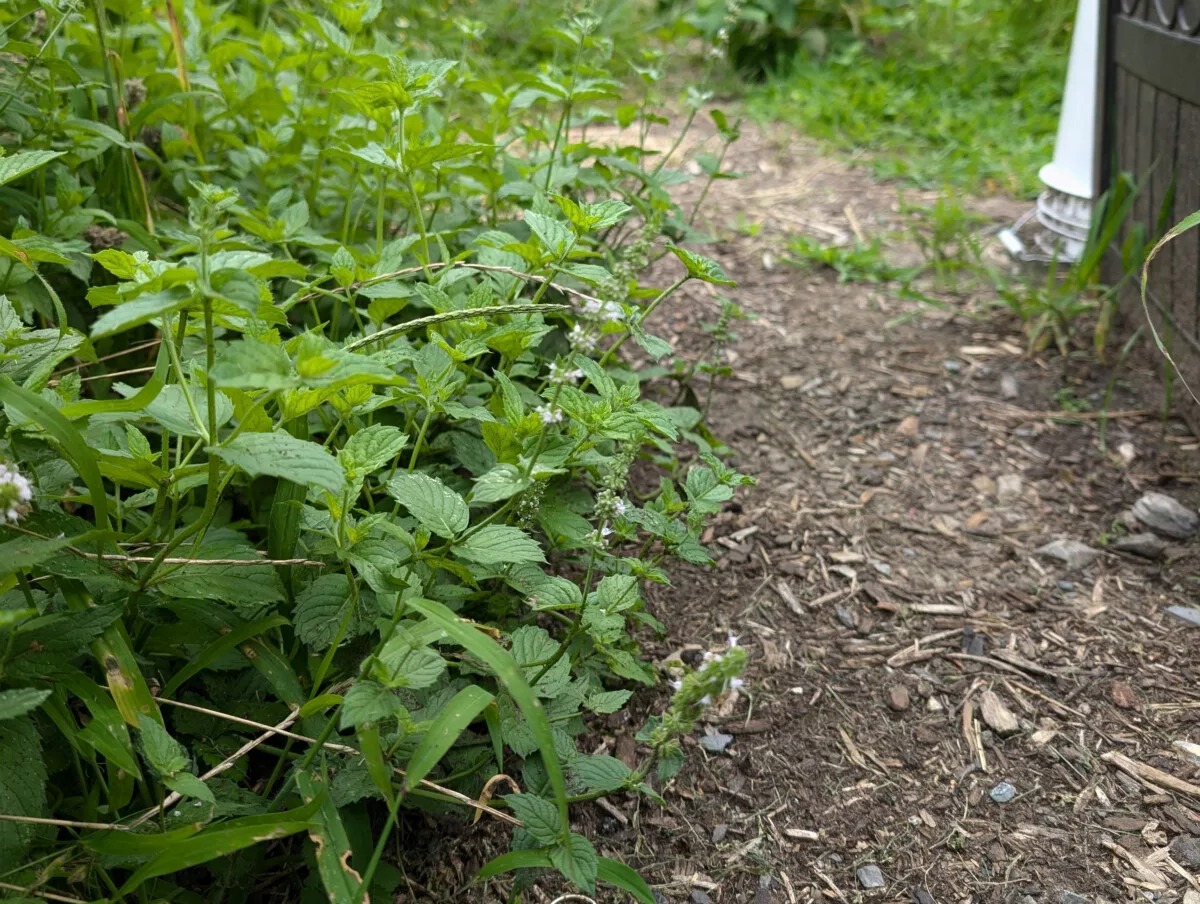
[0,0,752,899]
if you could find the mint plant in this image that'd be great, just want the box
[0,1,750,900]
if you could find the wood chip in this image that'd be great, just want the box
[1111,681,1140,710]
[784,828,821,841]
[979,690,1020,737]
[1101,751,1200,799]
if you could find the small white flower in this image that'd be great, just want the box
[613,498,626,517]
[599,525,613,538]
[727,633,739,648]
[568,324,597,353]
[548,362,583,384]
[702,650,720,664]
[699,695,712,707]
[0,462,33,525]
[729,677,745,690]
[670,679,683,691]
[536,405,563,425]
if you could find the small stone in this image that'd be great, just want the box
[1170,834,1200,867]
[1168,605,1200,627]
[699,733,734,754]
[1112,532,1167,560]
[903,547,918,558]
[780,374,806,390]
[712,823,728,844]
[997,474,1022,505]
[691,890,713,904]
[972,474,997,496]
[912,889,935,904]
[1057,581,1076,592]
[1117,441,1136,465]
[1110,681,1139,710]
[1000,373,1019,399]
[857,865,885,889]
[888,685,911,712]
[835,605,857,629]
[1060,893,1087,904]
[927,696,944,712]
[989,781,1017,803]
[897,415,920,437]
[762,251,777,272]
[944,359,962,374]
[1131,491,1199,539]
[871,560,892,576]
[1037,539,1101,571]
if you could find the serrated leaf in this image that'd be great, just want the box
[524,210,572,256]
[212,432,345,494]
[0,715,46,864]
[0,150,65,186]
[163,772,215,803]
[374,637,446,690]
[210,340,296,391]
[550,833,598,894]
[293,574,358,652]
[469,463,530,505]
[339,424,408,479]
[585,689,631,714]
[339,679,406,729]
[454,524,544,566]
[144,383,234,437]
[666,244,735,285]
[0,688,50,721]
[386,472,468,538]
[137,714,189,777]
[504,792,561,845]
[91,290,189,339]
[569,754,631,793]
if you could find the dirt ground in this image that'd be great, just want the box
[419,119,1200,903]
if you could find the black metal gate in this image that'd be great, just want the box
[1103,0,1200,391]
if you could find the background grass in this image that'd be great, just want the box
[736,0,1076,196]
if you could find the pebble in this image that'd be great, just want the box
[1112,532,1167,560]
[1036,539,1101,571]
[1057,581,1076,592]
[835,605,857,629]
[857,865,885,889]
[912,889,935,904]
[699,733,734,754]
[888,685,911,712]
[1000,373,1019,399]
[997,474,1022,505]
[1167,605,1200,628]
[691,890,713,904]
[903,547,917,558]
[1131,491,1199,539]
[1060,893,1087,904]
[871,560,892,576]
[1170,834,1200,867]
[712,823,728,844]
[944,359,962,374]
[989,781,1017,803]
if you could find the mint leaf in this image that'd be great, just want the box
[0,688,51,721]
[454,525,544,566]
[212,432,345,494]
[550,833,598,894]
[569,754,630,793]
[504,792,561,845]
[0,716,46,864]
[340,680,406,729]
[163,772,215,803]
[386,472,469,539]
[339,425,408,479]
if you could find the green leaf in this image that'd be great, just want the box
[405,685,494,791]
[454,524,545,566]
[117,799,321,894]
[210,339,297,391]
[585,689,632,714]
[477,848,553,881]
[597,856,656,904]
[212,431,345,494]
[0,150,65,186]
[293,574,358,652]
[469,463,530,505]
[339,424,408,479]
[569,754,630,793]
[91,248,141,279]
[386,472,469,538]
[0,716,47,864]
[296,770,363,904]
[551,833,598,894]
[0,688,51,721]
[0,533,79,573]
[163,772,216,803]
[524,210,573,255]
[666,244,734,285]
[504,793,562,845]
[160,614,289,698]
[339,679,406,729]
[137,714,189,777]
[91,290,188,339]
[407,598,570,841]
[155,535,285,604]
[144,383,233,437]
[374,637,447,689]
[406,141,491,169]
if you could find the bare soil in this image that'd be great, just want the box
[419,119,1200,904]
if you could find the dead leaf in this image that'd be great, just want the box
[965,511,989,529]
[1111,681,1139,710]
[897,415,919,437]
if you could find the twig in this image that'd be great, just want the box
[943,652,1060,679]
[88,553,327,567]
[0,882,89,904]
[0,813,130,831]
[1101,751,1200,799]
[154,698,522,826]
[983,407,1153,421]
[51,338,162,375]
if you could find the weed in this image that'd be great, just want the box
[0,1,751,901]
[786,233,903,284]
